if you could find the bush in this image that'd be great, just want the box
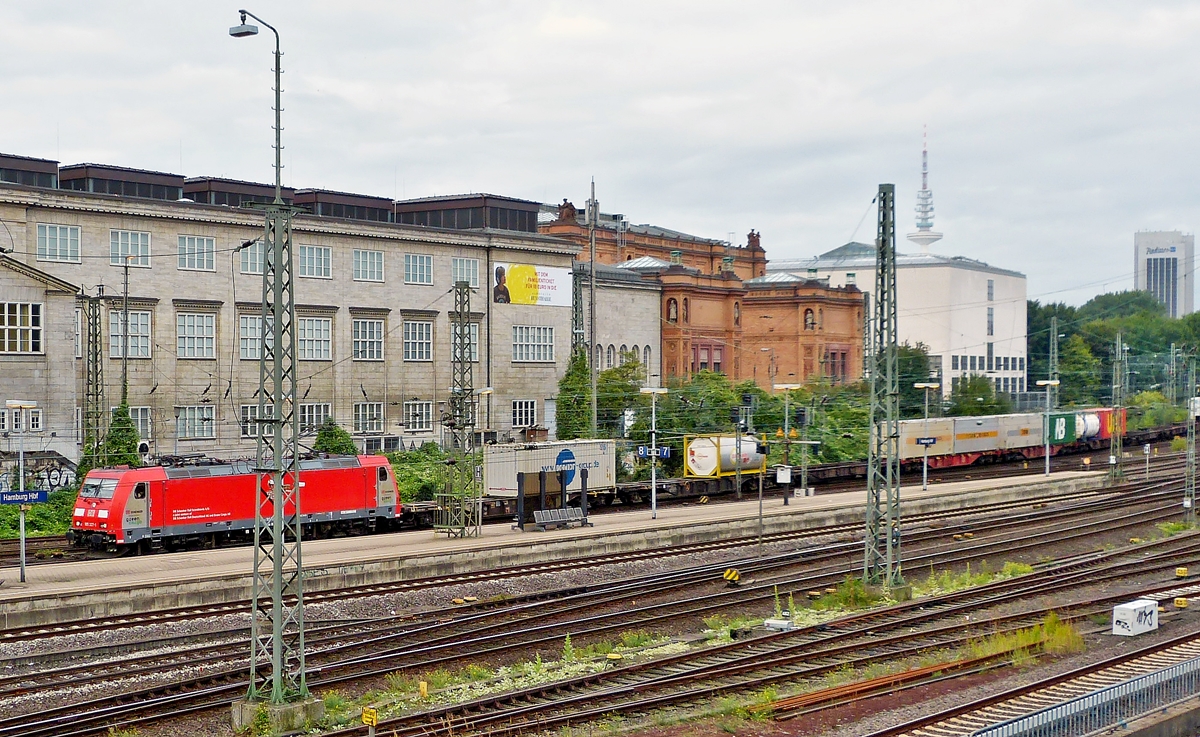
[314,418,358,455]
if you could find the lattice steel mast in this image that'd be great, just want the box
[1049,316,1059,409]
[1110,331,1125,480]
[864,184,903,591]
[235,9,310,706]
[1188,360,1196,525]
[436,280,483,538]
[82,288,107,468]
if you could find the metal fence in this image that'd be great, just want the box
[971,653,1200,737]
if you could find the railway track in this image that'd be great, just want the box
[1,480,1194,736]
[866,629,1200,736]
[0,469,1182,646]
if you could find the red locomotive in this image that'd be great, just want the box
[67,455,408,553]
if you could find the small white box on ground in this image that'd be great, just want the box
[1112,599,1158,636]
[764,618,796,631]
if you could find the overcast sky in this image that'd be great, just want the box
[3,1,1198,305]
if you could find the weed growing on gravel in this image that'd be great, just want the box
[562,634,576,661]
[810,577,881,610]
[106,728,141,737]
[967,611,1083,661]
[913,560,1033,598]
[1158,521,1196,536]
[620,630,654,648]
[1172,436,1187,452]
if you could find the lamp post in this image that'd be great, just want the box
[639,387,668,519]
[913,382,940,491]
[1036,379,1060,476]
[7,399,37,584]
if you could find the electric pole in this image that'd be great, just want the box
[864,183,903,593]
[83,287,106,469]
[1188,361,1196,524]
[588,180,598,437]
[1049,315,1059,409]
[1110,331,1125,480]
[437,280,482,538]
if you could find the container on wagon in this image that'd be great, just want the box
[483,439,616,499]
[684,435,766,478]
[1112,599,1158,636]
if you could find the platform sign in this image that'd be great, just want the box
[0,490,47,504]
[637,446,671,459]
[659,446,670,459]
[637,446,648,458]
[1144,444,1152,455]
[915,437,937,447]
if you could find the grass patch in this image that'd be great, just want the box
[1172,437,1187,452]
[810,577,882,610]
[1158,521,1196,537]
[968,611,1084,661]
[913,561,1033,598]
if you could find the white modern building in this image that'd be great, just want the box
[768,245,1027,398]
[1134,231,1194,318]
[768,144,1028,398]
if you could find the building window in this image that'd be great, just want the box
[666,298,678,323]
[606,345,615,368]
[111,405,152,439]
[176,313,216,358]
[353,402,384,433]
[0,302,42,354]
[108,310,150,358]
[451,257,480,287]
[239,314,274,360]
[404,253,433,285]
[177,405,215,438]
[239,404,274,437]
[177,236,215,271]
[298,245,332,278]
[352,318,384,360]
[952,355,959,370]
[986,343,994,371]
[37,224,81,263]
[643,345,652,370]
[299,403,331,434]
[1019,357,1025,371]
[9,407,43,432]
[241,240,264,274]
[403,401,433,432]
[986,307,994,336]
[512,325,554,362]
[297,317,332,360]
[403,320,433,361]
[512,400,536,428]
[353,249,384,282]
[451,322,479,362]
[804,309,816,330]
[110,230,151,267]
[969,355,976,371]
[987,279,994,301]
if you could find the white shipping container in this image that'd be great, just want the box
[897,418,954,460]
[952,416,1001,454]
[1112,599,1158,636]
[484,440,616,498]
[996,413,1042,450]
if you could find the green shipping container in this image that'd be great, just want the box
[1048,413,1076,445]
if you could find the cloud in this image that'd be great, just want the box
[1,1,1199,305]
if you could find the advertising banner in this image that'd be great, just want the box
[492,263,571,306]
[1049,413,1076,445]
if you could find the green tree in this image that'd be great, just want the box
[386,443,448,502]
[947,375,1011,416]
[102,403,141,467]
[555,348,592,440]
[1058,334,1102,406]
[313,418,358,455]
[597,356,647,438]
[897,342,935,419]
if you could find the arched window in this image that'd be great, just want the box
[595,344,603,369]
[733,302,740,326]
[606,344,615,368]
[619,344,628,364]
[644,345,652,372]
[682,298,690,324]
[666,298,678,323]
[804,309,816,330]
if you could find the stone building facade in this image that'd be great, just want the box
[573,262,662,385]
[0,181,578,461]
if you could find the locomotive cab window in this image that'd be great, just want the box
[378,466,389,482]
[79,478,118,499]
[133,482,147,500]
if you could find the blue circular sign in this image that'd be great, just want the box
[556,448,577,486]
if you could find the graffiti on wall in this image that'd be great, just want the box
[0,454,76,495]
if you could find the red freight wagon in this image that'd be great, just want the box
[67,455,398,553]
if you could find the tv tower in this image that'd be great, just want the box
[907,127,943,252]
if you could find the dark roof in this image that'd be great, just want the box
[60,163,184,185]
[293,189,393,207]
[0,153,58,173]
[395,192,541,210]
[184,177,296,197]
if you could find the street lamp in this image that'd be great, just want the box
[6,399,37,584]
[913,382,940,491]
[1036,379,1061,476]
[639,387,668,519]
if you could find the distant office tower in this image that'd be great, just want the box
[1134,231,1194,317]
